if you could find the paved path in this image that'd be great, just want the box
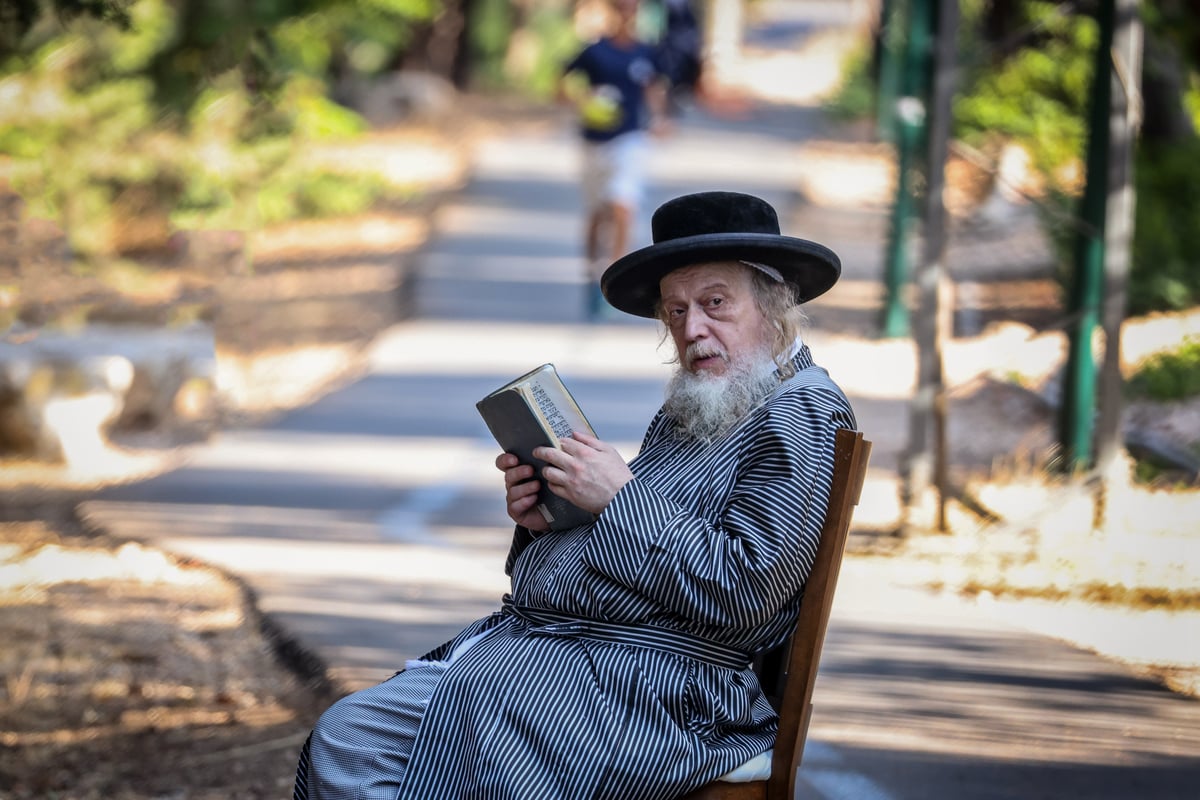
[81,2,1200,798]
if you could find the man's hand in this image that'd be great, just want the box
[533,431,633,515]
[496,454,551,532]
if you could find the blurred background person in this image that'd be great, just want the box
[558,0,670,320]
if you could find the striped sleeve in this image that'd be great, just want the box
[581,384,854,629]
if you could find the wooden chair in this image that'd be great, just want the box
[680,428,872,800]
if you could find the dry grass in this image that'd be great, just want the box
[897,463,1199,607]
[880,451,1200,699]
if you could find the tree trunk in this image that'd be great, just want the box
[426,0,467,85]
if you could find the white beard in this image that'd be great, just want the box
[662,347,781,444]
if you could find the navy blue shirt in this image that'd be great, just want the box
[564,37,664,142]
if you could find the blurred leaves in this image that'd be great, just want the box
[950,1,1200,317]
[829,1,1200,318]
[1128,338,1200,401]
[1131,139,1200,314]
[955,1,1095,190]
[0,0,585,265]
[0,0,445,260]
[824,39,876,122]
[0,1,134,55]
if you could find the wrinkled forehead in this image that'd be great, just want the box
[659,261,755,298]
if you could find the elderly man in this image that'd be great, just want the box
[294,191,856,800]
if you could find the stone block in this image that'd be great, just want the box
[0,324,218,466]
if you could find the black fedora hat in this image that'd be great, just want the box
[600,191,841,318]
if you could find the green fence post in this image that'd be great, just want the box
[881,101,922,338]
[879,0,932,338]
[1058,0,1115,473]
[876,0,903,142]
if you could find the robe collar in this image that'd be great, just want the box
[780,338,813,378]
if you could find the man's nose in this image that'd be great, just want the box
[682,306,708,341]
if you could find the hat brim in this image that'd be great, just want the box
[601,233,842,319]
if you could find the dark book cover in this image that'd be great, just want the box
[477,365,597,531]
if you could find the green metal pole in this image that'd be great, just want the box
[1058,0,1115,473]
[876,0,904,142]
[880,0,932,339]
[881,107,920,338]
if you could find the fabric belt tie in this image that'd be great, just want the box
[501,598,751,671]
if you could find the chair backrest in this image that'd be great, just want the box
[759,428,871,799]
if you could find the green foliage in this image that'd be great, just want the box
[1141,0,1200,89]
[272,13,337,75]
[253,168,409,226]
[823,40,876,122]
[172,75,398,229]
[950,1,1200,318]
[467,0,577,98]
[0,0,134,56]
[1127,338,1200,401]
[1130,139,1200,314]
[0,0,449,259]
[364,0,436,16]
[169,75,293,231]
[519,5,581,98]
[471,0,515,63]
[954,2,1095,188]
[1131,455,1200,488]
[273,0,438,80]
[174,75,410,230]
[829,0,1200,322]
[1187,76,1200,129]
[290,84,369,139]
[0,14,191,253]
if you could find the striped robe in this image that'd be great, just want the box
[299,345,855,799]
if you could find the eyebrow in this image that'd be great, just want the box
[663,280,733,302]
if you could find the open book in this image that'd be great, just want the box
[476,363,598,531]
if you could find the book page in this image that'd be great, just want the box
[523,371,594,442]
[530,382,575,439]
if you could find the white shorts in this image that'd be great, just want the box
[581,132,648,214]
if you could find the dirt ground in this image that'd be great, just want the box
[0,517,332,799]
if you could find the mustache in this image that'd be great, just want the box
[685,343,728,369]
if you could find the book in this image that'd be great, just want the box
[476,363,598,531]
